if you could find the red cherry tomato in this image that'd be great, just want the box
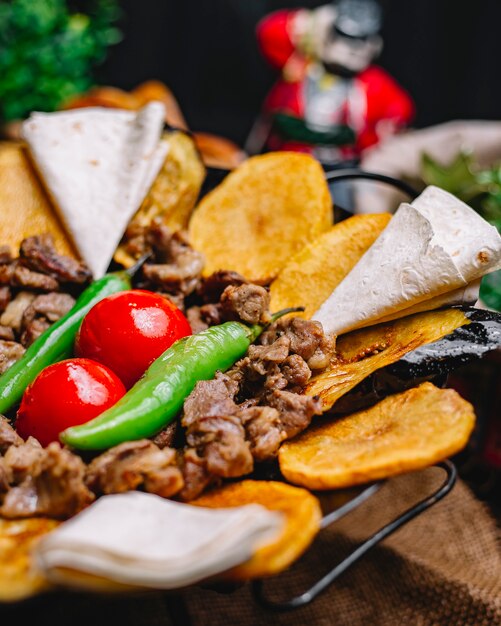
[75,290,192,388]
[16,359,126,447]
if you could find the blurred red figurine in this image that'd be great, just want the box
[249,0,414,165]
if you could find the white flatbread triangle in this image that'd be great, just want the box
[314,186,501,336]
[22,102,167,278]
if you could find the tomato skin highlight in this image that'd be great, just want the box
[75,290,192,388]
[15,359,126,447]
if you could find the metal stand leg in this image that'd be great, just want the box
[252,461,457,612]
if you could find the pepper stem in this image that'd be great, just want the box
[124,252,153,278]
[270,306,305,323]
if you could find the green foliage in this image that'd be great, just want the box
[422,151,501,311]
[0,0,121,121]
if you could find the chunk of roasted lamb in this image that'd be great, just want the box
[0,415,23,453]
[85,440,184,499]
[220,284,271,325]
[1,443,94,519]
[0,340,25,374]
[19,235,91,285]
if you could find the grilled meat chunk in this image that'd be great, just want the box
[3,437,44,483]
[0,292,36,333]
[86,440,184,499]
[19,235,91,285]
[0,286,11,313]
[182,374,239,428]
[152,421,179,450]
[220,284,271,325]
[0,326,15,341]
[12,265,59,291]
[198,270,248,303]
[141,224,204,297]
[260,317,333,368]
[0,415,23,454]
[0,457,11,493]
[0,340,25,374]
[237,406,284,461]
[178,448,213,502]
[1,443,94,519]
[20,292,76,347]
[185,414,253,478]
[265,389,322,439]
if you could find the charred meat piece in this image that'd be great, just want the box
[20,292,76,347]
[260,317,334,368]
[199,303,223,326]
[265,389,322,439]
[182,373,239,428]
[12,265,59,292]
[0,415,23,454]
[0,286,11,313]
[22,293,76,325]
[1,443,94,519]
[0,340,25,374]
[85,440,184,499]
[186,306,209,334]
[220,284,271,325]
[0,264,15,285]
[142,224,204,297]
[3,437,44,483]
[20,318,50,347]
[281,354,312,387]
[178,448,213,502]
[0,326,15,341]
[0,291,36,332]
[0,246,13,265]
[152,421,179,449]
[19,235,91,285]
[237,406,284,461]
[186,414,253,479]
[0,456,11,493]
[198,270,248,303]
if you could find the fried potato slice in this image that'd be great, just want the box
[114,130,205,267]
[306,307,469,411]
[270,213,391,318]
[192,480,321,579]
[0,517,59,602]
[189,152,333,282]
[279,382,475,489]
[0,142,77,258]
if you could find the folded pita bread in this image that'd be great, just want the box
[34,492,283,590]
[22,103,169,278]
[314,186,501,335]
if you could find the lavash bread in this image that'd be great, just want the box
[314,186,501,335]
[21,103,169,278]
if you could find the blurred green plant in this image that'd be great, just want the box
[422,152,501,311]
[0,0,121,122]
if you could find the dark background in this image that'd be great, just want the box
[99,0,501,147]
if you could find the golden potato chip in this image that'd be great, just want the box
[0,142,77,258]
[0,517,59,602]
[306,307,469,411]
[279,382,475,490]
[270,213,391,318]
[189,152,333,282]
[192,480,321,579]
[114,130,205,267]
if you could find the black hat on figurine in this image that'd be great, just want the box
[333,0,383,40]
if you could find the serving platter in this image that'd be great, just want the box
[1,163,500,614]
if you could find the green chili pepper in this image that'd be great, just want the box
[0,256,149,414]
[61,308,301,451]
